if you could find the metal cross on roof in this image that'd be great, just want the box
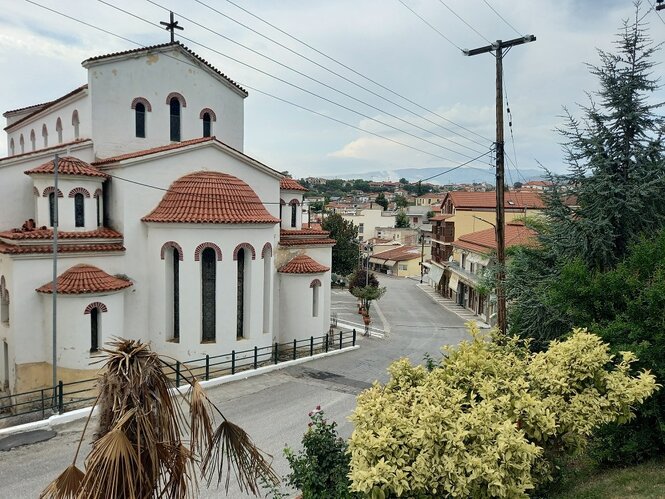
[160,11,183,42]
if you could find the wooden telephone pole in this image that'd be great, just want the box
[463,35,536,333]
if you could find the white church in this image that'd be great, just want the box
[0,42,335,395]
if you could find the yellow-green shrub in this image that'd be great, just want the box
[348,326,658,498]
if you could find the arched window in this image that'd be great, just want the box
[49,192,56,227]
[19,134,24,154]
[135,102,146,138]
[30,129,36,151]
[236,248,246,339]
[202,112,212,137]
[56,118,63,143]
[165,247,180,341]
[311,280,321,317]
[74,193,85,227]
[0,277,9,325]
[72,110,80,139]
[42,124,48,148]
[291,203,297,228]
[262,245,272,334]
[96,196,101,227]
[169,97,181,142]
[9,138,14,156]
[90,307,100,352]
[201,247,216,342]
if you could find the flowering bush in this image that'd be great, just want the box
[348,325,658,498]
[284,407,360,499]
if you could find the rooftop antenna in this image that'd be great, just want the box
[160,11,183,42]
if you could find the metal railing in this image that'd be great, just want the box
[0,330,356,423]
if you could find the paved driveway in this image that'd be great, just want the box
[0,276,468,498]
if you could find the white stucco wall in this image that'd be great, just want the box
[85,46,245,159]
[280,191,303,230]
[278,271,330,343]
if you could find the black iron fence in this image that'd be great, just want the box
[0,330,356,424]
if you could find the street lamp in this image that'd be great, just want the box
[419,232,425,284]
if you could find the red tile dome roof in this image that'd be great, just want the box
[36,264,132,294]
[278,254,330,274]
[25,156,108,178]
[279,178,307,192]
[142,171,280,224]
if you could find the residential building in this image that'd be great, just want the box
[0,42,334,396]
[368,245,429,278]
[415,192,445,207]
[341,208,396,242]
[375,227,420,245]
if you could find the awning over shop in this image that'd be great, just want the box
[448,273,459,291]
[428,264,444,284]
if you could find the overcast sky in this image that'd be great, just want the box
[1,0,663,181]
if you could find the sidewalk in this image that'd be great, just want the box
[416,284,491,329]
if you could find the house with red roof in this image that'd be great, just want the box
[0,42,333,395]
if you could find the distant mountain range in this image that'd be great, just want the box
[322,166,547,185]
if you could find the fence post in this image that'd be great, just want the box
[274,342,279,364]
[339,331,343,350]
[353,328,357,346]
[175,361,181,388]
[57,380,64,414]
[254,346,258,370]
[293,339,297,360]
[232,350,236,375]
[205,355,210,381]
[325,333,329,353]
[41,389,45,419]
[310,336,314,356]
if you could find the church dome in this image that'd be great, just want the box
[142,171,279,224]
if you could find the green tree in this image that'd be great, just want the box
[394,194,409,208]
[513,181,523,189]
[322,213,359,276]
[348,268,379,292]
[399,177,408,184]
[350,285,386,314]
[395,211,410,228]
[374,192,388,211]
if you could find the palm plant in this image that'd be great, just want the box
[41,338,278,499]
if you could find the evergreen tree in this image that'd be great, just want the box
[374,192,388,211]
[395,211,410,228]
[322,214,359,276]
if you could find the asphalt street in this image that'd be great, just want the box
[0,276,468,498]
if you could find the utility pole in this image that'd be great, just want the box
[463,35,536,333]
[419,232,425,284]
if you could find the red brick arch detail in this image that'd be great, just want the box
[288,198,301,206]
[130,97,152,112]
[68,187,91,198]
[166,92,187,108]
[93,188,103,199]
[280,199,286,206]
[261,242,272,259]
[33,186,40,196]
[199,108,217,121]
[309,278,322,288]
[160,241,184,261]
[194,242,222,261]
[42,186,64,198]
[84,302,108,314]
[233,243,256,261]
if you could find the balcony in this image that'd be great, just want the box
[447,261,480,285]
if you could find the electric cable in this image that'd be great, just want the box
[481,0,523,37]
[436,0,492,44]
[397,0,464,52]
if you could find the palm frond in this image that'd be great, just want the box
[189,379,214,456]
[202,419,280,495]
[39,465,84,499]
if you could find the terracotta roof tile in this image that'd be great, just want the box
[0,139,92,163]
[25,156,108,178]
[280,228,330,237]
[36,264,132,294]
[83,42,247,96]
[0,242,125,255]
[370,245,421,262]
[278,238,337,247]
[142,171,279,224]
[0,228,122,241]
[429,214,453,221]
[444,191,545,210]
[92,137,214,166]
[453,222,537,254]
[280,178,307,192]
[4,85,88,131]
[278,254,330,274]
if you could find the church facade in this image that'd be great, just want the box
[0,42,334,395]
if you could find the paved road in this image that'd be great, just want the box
[0,276,468,498]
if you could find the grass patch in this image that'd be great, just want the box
[548,458,665,499]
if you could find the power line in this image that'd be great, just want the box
[419,150,493,182]
[218,0,493,143]
[100,0,481,161]
[140,0,486,156]
[481,0,523,37]
[397,0,464,52]
[436,0,492,44]
[646,0,665,25]
[175,0,492,150]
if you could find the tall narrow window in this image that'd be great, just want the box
[90,308,100,352]
[263,252,271,334]
[49,192,56,227]
[312,282,320,317]
[74,193,85,227]
[201,248,216,342]
[19,135,24,154]
[56,118,63,143]
[170,97,181,142]
[290,203,297,228]
[42,124,48,147]
[135,102,146,138]
[166,247,180,341]
[9,139,14,156]
[202,112,212,137]
[96,196,101,227]
[30,129,36,151]
[72,110,80,139]
[1,291,8,325]
[236,248,245,339]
